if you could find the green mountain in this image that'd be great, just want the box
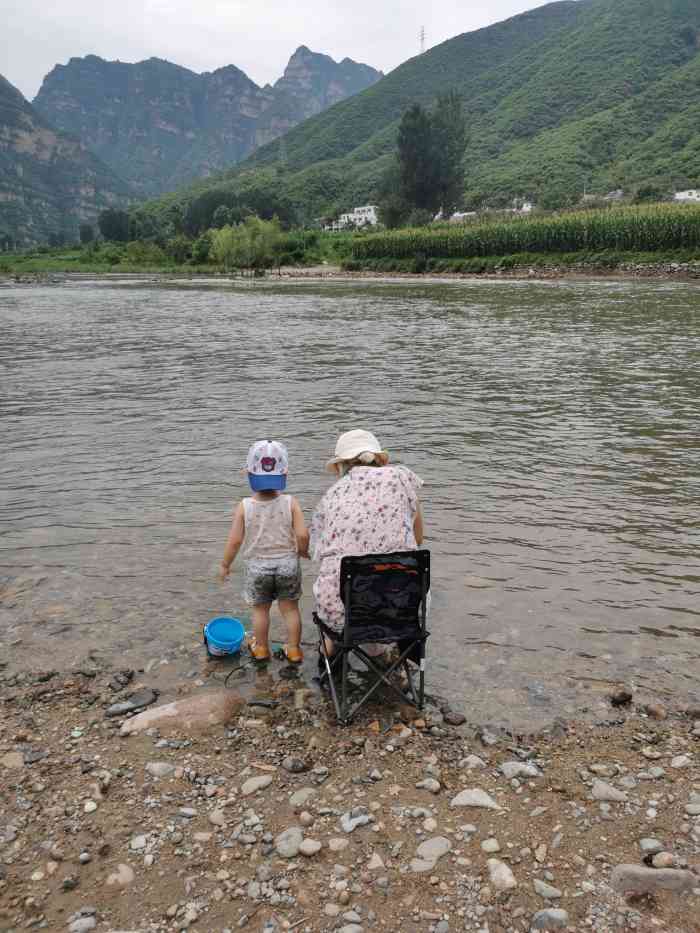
[34,48,382,198]
[0,74,129,247]
[138,0,700,227]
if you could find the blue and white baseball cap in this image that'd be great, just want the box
[246,440,289,491]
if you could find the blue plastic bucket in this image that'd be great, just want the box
[204,617,245,657]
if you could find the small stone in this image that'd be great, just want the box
[340,807,373,833]
[241,774,273,796]
[488,858,517,891]
[145,762,175,779]
[367,852,384,870]
[1,752,24,770]
[104,688,158,718]
[450,788,499,810]
[290,786,317,810]
[209,808,226,827]
[639,838,663,856]
[644,703,667,721]
[444,711,466,726]
[534,879,562,899]
[460,755,487,770]
[611,864,697,895]
[179,807,196,818]
[275,826,303,858]
[299,838,322,856]
[69,920,96,933]
[530,908,569,930]
[652,852,676,869]
[416,836,451,863]
[481,838,500,853]
[671,755,692,770]
[500,761,540,780]
[83,800,98,813]
[130,835,147,851]
[282,756,309,773]
[610,686,632,707]
[591,779,627,802]
[416,778,441,794]
[299,810,314,827]
[106,863,135,887]
[329,837,349,852]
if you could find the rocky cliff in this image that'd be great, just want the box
[0,74,129,247]
[34,49,382,197]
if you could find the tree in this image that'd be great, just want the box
[212,205,233,229]
[377,165,411,229]
[387,91,467,224]
[432,91,467,217]
[397,103,438,213]
[166,234,192,264]
[79,223,94,244]
[192,230,213,264]
[210,217,283,273]
[98,208,130,242]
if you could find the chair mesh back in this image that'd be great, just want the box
[339,550,430,643]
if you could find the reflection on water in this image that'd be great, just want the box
[1,275,699,726]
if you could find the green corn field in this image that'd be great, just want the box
[351,204,700,260]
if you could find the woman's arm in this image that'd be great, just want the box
[291,497,310,558]
[413,502,424,546]
[218,502,245,581]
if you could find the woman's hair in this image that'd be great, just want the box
[336,451,385,476]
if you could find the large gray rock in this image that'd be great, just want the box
[611,864,697,895]
[450,788,499,810]
[275,826,303,858]
[530,909,569,930]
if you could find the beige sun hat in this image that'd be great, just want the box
[325,429,388,473]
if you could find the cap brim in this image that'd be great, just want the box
[248,473,287,491]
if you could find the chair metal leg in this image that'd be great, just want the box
[320,639,343,723]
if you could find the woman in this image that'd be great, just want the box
[309,428,425,653]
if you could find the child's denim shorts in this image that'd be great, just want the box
[244,556,302,606]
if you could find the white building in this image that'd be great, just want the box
[674,189,700,203]
[326,205,379,231]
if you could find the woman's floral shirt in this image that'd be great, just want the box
[309,465,423,629]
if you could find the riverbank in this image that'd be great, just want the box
[3,252,700,286]
[1,663,698,933]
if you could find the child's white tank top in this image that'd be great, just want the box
[242,495,297,561]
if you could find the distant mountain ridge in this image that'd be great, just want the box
[138,0,700,225]
[34,47,382,198]
[0,73,129,246]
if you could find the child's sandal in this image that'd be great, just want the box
[248,637,271,661]
[283,644,304,665]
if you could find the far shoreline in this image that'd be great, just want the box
[3,258,700,288]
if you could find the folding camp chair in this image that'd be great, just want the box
[314,549,430,725]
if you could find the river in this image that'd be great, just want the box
[1,275,699,728]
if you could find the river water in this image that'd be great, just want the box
[1,275,699,728]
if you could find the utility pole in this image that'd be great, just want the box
[419,26,426,55]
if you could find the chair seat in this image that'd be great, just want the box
[313,612,426,646]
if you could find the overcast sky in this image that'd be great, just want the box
[4,0,545,101]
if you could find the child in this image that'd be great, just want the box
[218,440,308,663]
